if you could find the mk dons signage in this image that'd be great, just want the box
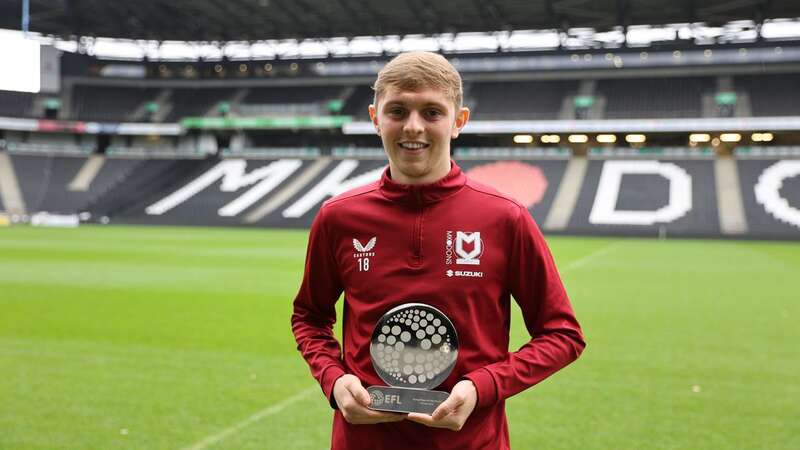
[141,158,800,235]
[146,159,303,217]
[589,160,693,226]
[145,159,382,219]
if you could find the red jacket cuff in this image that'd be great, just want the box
[464,368,498,408]
[321,365,347,409]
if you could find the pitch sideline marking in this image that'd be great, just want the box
[179,385,318,450]
[560,240,625,274]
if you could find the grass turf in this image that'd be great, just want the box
[0,225,797,450]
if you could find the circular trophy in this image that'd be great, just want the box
[367,303,459,415]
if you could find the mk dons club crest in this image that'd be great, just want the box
[447,231,483,265]
[444,231,485,278]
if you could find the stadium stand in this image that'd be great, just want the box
[469,80,577,120]
[164,88,237,122]
[123,158,315,226]
[568,159,721,237]
[7,153,146,214]
[84,157,220,218]
[5,72,796,125]
[597,77,715,119]
[734,74,800,117]
[71,85,160,122]
[1,4,799,240]
[0,91,36,117]
[239,85,345,116]
[340,85,374,119]
[7,144,797,239]
[737,159,800,238]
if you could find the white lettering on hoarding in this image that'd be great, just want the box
[589,160,692,226]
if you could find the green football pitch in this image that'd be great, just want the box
[1,225,798,450]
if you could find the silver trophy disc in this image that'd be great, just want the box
[367,303,459,415]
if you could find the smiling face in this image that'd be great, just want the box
[369,86,470,185]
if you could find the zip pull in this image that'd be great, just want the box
[413,188,423,205]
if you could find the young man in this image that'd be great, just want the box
[291,51,585,449]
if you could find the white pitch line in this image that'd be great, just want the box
[560,240,625,274]
[180,385,318,450]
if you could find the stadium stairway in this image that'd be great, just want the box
[714,155,749,235]
[0,152,27,215]
[68,154,106,192]
[84,156,220,220]
[543,156,588,231]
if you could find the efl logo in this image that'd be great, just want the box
[446,231,483,266]
[370,390,384,407]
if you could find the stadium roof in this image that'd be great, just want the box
[2,0,800,42]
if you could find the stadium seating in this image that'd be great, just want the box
[567,159,720,236]
[737,159,800,238]
[340,85,374,119]
[3,147,799,239]
[5,72,789,124]
[468,80,577,120]
[241,85,344,104]
[0,91,36,117]
[8,153,144,214]
[85,157,220,219]
[71,85,160,122]
[164,88,237,122]
[598,77,714,119]
[735,74,800,117]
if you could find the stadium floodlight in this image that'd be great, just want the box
[513,135,534,144]
[720,133,742,143]
[568,134,589,144]
[596,134,617,143]
[541,135,561,144]
[689,133,711,143]
[625,134,647,143]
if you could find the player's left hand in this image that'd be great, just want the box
[406,379,477,431]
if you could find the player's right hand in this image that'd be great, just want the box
[333,374,407,425]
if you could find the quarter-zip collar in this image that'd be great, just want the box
[378,160,467,206]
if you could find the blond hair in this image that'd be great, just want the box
[372,51,463,110]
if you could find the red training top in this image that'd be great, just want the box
[292,161,585,450]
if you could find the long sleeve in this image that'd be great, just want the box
[465,205,586,408]
[291,205,347,405]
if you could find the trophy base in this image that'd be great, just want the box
[367,386,449,415]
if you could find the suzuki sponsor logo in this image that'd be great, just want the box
[446,269,483,278]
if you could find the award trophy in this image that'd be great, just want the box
[367,303,459,415]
